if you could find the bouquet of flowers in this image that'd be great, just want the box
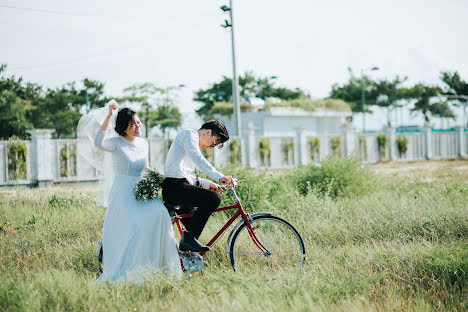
[134,168,165,201]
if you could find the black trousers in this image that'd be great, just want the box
[162,178,221,239]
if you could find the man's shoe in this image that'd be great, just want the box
[179,231,210,252]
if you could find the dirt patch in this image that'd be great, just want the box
[371,159,468,184]
[0,225,18,235]
[372,159,468,175]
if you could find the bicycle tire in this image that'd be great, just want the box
[229,215,305,272]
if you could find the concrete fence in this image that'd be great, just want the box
[0,127,466,187]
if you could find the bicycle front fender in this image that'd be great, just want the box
[225,212,273,260]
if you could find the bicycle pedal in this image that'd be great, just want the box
[179,251,204,273]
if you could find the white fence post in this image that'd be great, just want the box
[424,124,433,160]
[458,126,466,157]
[246,123,257,168]
[343,121,355,158]
[295,127,306,166]
[27,129,55,187]
[388,126,397,160]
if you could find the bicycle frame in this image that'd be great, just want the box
[171,185,270,257]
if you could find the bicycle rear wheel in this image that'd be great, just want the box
[229,215,305,272]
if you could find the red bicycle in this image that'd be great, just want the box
[171,180,306,273]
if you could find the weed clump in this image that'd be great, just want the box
[296,156,378,198]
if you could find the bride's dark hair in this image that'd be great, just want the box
[115,108,137,136]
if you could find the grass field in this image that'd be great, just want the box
[1,160,467,311]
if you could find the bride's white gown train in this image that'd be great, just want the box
[94,129,181,283]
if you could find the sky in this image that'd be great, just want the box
[1,0,468,130]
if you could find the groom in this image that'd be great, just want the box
[162,120,234,252]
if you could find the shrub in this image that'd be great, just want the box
[282,138,294,164]
[330,136,343,158]
[258,139,271,167]
[229,138,242,164]
[59,143,77,178]
[215,164,276,212]
[296,156,378,198]
[7,138,27,180]
[377,134,389,160]
[396,136,408,158]
[309,137,320,161]
[264,97,351,112]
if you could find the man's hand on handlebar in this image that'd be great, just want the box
[209,182,226,194]
[219,176,238,190]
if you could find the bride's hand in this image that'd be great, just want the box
[108,100,119,116]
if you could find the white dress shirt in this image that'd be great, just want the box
[164,129,223,189]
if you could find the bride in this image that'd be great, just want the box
[78,100,182,283]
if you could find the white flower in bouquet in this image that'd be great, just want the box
[134,169,165,201]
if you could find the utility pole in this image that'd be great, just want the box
[360,69,366,133]
[360,66,379,133]
[221,2,241,136]
[393,84,398,126]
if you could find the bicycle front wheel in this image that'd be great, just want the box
[229,215,305,272]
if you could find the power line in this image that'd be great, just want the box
[5,24,209,72]
[0,4,216,20]
[0,4,97,17]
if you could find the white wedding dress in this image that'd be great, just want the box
[93,129,182,283]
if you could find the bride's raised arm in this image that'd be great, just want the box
[94,100,119,152]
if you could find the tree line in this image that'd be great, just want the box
[1,64,467,140]
[0,64,183,139]
[329,68,468,126]
[194,69,468,127]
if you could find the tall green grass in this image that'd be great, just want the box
[1,161,467,311]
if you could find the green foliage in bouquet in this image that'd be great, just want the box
[134,169,164,201]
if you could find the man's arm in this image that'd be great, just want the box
[183,131,224,182]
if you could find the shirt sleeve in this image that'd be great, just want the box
[94,129,117,152]
[197,177,212,190]
[183,130,224,182]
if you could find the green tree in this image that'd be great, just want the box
[329,68,379,113]
[407,84,454,124]
[0,64,39,139]
[440,71,468,126]
[194,77,233,119]
[30,78,110,138]
[373,76,408,126]
[194,72,304,119]
[0,90,34,139]
[150,105,182,137]
[31,83,82,138]
[78,78,109,113]
[122,83,184,137]
[122,83,164,137]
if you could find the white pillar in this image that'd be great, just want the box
[27,129,55,187]
[246,123,257,168]
[457,126,466,157]
[424,124,432,160]
[343,120,355,159]
[388,126,397,160]
[295,127,306,166]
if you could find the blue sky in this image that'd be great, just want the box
[1,0,467,130]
